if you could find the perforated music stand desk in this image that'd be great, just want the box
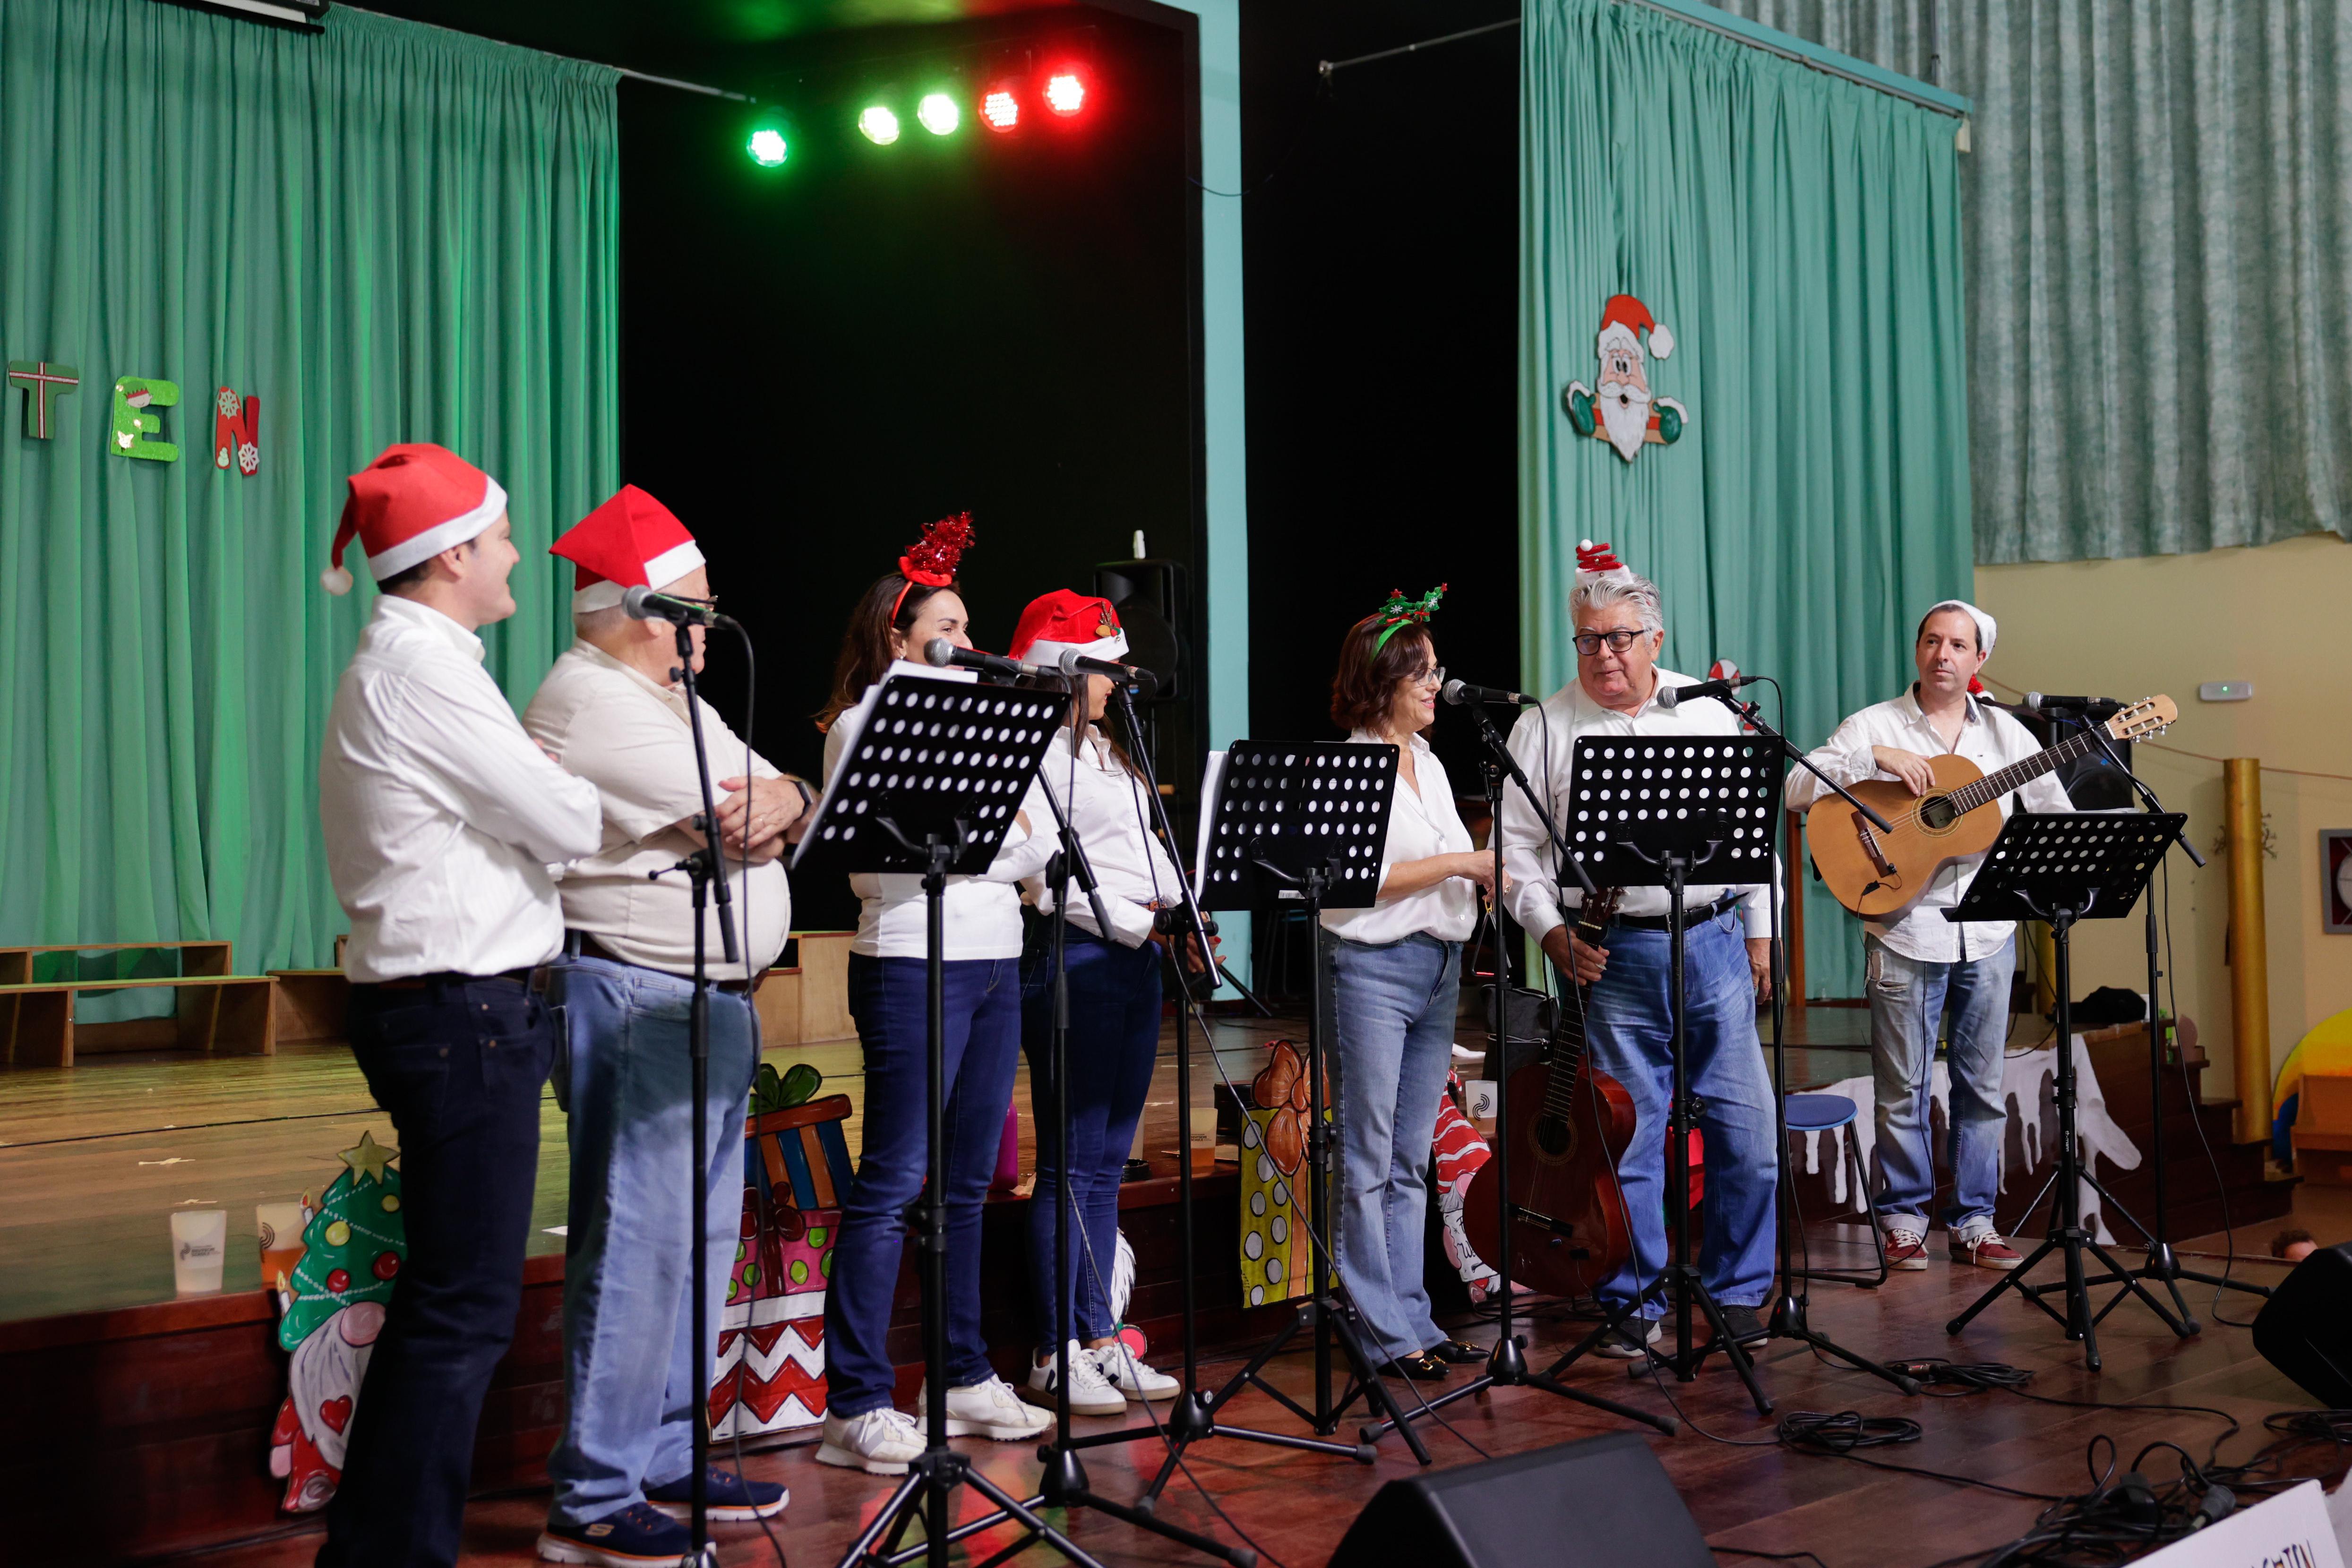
[790,673,1091,1568]
[1943,810,2190,1371]
[1539,734,1779,1414]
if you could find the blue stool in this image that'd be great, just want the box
[1785,1092,1887,1288]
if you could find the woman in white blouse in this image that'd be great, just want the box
[1322,590,1501,1381]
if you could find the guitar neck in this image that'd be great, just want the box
[1946,728,2102,816]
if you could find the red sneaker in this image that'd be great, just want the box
[1951,1231,2023,1270]
[1884,1227,1929,1271]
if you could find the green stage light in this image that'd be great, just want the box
[916,93,960,136]
[858,105,901,145]
[747,127,788,167]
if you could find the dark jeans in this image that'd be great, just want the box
[318,977,553,1568]
[824,952,1022,1416]
[1022,930,1162,1349]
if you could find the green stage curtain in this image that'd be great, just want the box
[0,0,618,982]
[1726,0,2352,563]
[1522,0,1973,999]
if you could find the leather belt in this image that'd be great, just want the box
[362,968,533,991]
[573,932,755,994]
[1609,894,1742,934]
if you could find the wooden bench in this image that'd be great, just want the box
[0,942,275,1068]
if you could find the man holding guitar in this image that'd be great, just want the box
[1499,543,1781,1360]
[1784,601,2072,1274]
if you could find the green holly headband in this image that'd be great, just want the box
[1371,583,1447,652]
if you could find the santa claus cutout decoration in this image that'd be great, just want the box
[1563,293,1689,462]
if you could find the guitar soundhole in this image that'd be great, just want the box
[1918,795,1958,832]
[1534,1115,1573,1158]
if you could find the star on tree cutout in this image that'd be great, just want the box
[336,1130,398,1187]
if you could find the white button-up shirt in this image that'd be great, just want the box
[1321,728,1478,945]
[320,595,603,984]
[1784,686,2074,963]
[523,640,792,982]
[818,663,1046,961]
[1025,727,1185,948]
[1500,668,1777,940]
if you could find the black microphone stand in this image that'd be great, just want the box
[649,617,740,1567]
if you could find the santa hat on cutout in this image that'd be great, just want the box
[1597,293,1674,360]
[549,485,705,612]
[321,443,508,594]
[1009,590,1128,669]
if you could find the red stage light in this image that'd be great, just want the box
[980,86,1021,132]
[1044,70,1087,117]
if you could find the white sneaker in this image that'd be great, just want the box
[1092,1343,1180,1402]
[1025,1342,1127,1417]
[923,1373,1060,1439]
[815,1407,923,1475]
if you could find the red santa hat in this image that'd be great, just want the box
[1009,590,1128,668]
[321,443,508,595]
[549,485,705,612]
[1597,293,1674,360]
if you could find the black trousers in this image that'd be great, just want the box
[317,976,553,1568]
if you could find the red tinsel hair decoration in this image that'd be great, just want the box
[891,512,975,620]
[1576,539,1626,574]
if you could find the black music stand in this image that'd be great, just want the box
[1534,735,1776,1416]
[1141,740,1434,1490]
[1943,811,2192,1371]
[791,672,1091,1568]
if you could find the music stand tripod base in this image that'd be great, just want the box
[1940,811,2194,1371]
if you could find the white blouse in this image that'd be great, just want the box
[1320,728,1478,946]
[1024,726,1185,948]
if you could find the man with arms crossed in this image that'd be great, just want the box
[1784,601,2070,1272]
[317,444,604,1568]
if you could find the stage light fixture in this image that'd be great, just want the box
[917,93,960,136]
[746,127,789,167]
[858,105,901,145]
[980,87,1021,132]
[1044,70,1087,116]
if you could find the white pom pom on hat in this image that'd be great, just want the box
[1648,322,1674,360]
[320,564,355,596]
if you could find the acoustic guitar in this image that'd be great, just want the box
[1807,694,2177,919]
[1460,885,1636,1298]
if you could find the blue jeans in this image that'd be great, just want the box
[1330,933,1461,1362]
[319,977,552,1568]
[1866,934,2017,1239]
[1022,931,1162,1348]
[544,959,761,1528]
[1584,911,1777,1314]
[824,953,1022,1415]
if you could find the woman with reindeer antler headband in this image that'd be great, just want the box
[811,514,1058,1474]
[1321,584,1504,1382]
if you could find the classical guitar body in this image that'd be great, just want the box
[1460,1055,1637,1298]
[1805,755,2000,919]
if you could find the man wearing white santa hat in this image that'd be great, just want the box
[524,485,803,1565]
[316,443,604,1568]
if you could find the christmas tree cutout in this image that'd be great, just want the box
[278,1130,403,1349]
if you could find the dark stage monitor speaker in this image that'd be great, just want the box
[1329,1432,1714,1568]
[2252,1242,2352,1407]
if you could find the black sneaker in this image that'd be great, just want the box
[1592,1316,1663,1360]
[537,1503,692,1566]
[645,1463,788,1522]
[1715,1305,1769,1346]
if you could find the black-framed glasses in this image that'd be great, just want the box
[1571,628,1645,657]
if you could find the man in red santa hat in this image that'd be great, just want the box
[316,443,604,1568]
[524,486,803,1565]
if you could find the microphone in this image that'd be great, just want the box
[623,584,737,627]
[1441,679,1539,706]
[1655,673,1764,710]
[2025,692,2124,717]
[1056,647,1160,693]
[923,638,1048,681]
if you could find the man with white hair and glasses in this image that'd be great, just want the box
[1784,599,2071,1274]
[1499,542,1780,1361]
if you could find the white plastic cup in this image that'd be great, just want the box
[171,1208,229,1294]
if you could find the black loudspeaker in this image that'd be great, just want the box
[1329,1432,1714,1568]
[1095,557,1186,702]
[2252,1242,2352,1407]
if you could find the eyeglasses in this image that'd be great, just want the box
[1571,628,1646,657]
[1404,665,1445,688]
